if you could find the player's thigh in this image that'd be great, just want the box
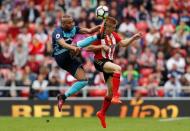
[103,62,121,73]
[106,76,113,97]
[74,67,87,80]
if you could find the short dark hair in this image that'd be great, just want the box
[61,15,73,23]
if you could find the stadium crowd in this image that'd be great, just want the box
[0,0,190,99]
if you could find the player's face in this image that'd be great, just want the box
[62,18,74,31]
[105,22,116,35]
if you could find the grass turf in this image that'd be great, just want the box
[0,117,190,131]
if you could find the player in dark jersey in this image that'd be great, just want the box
[52,15,103,112]
[86,16,142,128]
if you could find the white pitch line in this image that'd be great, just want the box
[159,117,190,122]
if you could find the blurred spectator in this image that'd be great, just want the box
[33,24,48,44]
[146,74,159,97]
[22,0,40,23]
[64,72,77,86]
[0,1,11,23]
[10,2,24,28]
[48,75,60,86]
[66,0,81,19]
[0,68,12,86]
[10,66,23,86]
[176,20,190,33]
[160,17,175,38]
[118,18,137,36]
[145,27,160,52]
[127,41,142,58]
[36,10,55,26]
[0,38,14,67]
[127,54,139,70]
[148,10,163,30]
[22,66,37,86]
[13,38,28,68]
[170,28,189,48]
[166,51,186,73]
[184,35,190,53]
[48,66,66,85]
[184,65,190,86]
[55,0,66,12]
[137,5,149,21]
[122,3,138,21]
[17,25,32,45]
[29,35,45,61]
[156,51,165,68]
[31,74,48,100]
[94,72,105,86]
[81,0,97,11]
[26,55,40,73]
[153,65,166,86]
[164,73,182,97]
[138,47,156,68]
[114,57,128,71]
[122,64,139,96]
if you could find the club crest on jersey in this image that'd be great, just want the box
[56,34,60,39]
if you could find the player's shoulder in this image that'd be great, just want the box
[112,31,122,42]
[53,26,62,32]
[52,26,62,36]
[74,26,80,32]
[112,31,119,36]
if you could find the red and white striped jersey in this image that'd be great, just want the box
[93,32,121,60]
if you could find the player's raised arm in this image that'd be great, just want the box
[118,32,142,47]
[79,25,101,34]
[85,44,109,52]
[57,38,79,52]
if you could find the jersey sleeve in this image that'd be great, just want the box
[92,40,101,45]
[53,28,63,41]
[112,32,122,43]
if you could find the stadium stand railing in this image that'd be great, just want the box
[0,86,190,100]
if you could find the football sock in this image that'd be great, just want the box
[100,96,112,114]
[65,80,88,97]
[77,35,98,48]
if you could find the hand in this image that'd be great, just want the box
[97,25,102,30]
[70,46,81,56]
[132,32,143,40]
[102,45,109,52]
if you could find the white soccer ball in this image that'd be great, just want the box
[96,5,109,19]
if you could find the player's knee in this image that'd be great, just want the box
[113,66,121,73]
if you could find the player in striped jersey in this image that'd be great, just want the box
[86,16,142,128]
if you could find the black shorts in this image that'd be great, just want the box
[54,51,82,76]
[94,59,113,82]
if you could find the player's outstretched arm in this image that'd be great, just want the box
[85,45,109,52]
[119,32,142,47]
[79,25,101,34]
[58,39,80,53]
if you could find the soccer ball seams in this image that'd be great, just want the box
[96,6,109,19]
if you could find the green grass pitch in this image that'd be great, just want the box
[0,117,190,131]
